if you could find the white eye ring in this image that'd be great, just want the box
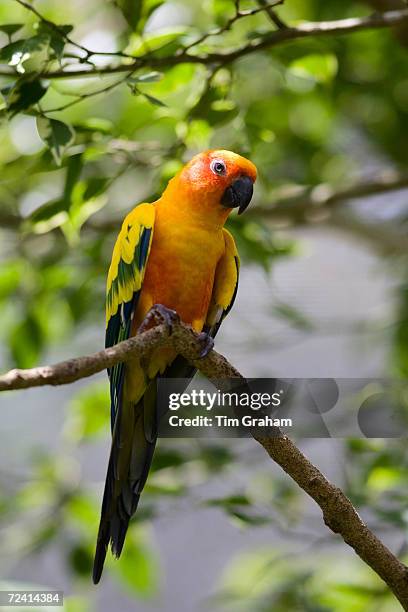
[210,159,227,176]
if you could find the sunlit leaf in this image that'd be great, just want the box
[36,22,73,60]
[4,78,48,116]
[9,312,44,368]
[367,466,402,492]
[64,596,89,612]
[24,199,70,233]
[63,154,83,202]
[115,0,143,31]
[0,36,47,64]
[113,530,158,597]
[73,117,114,134]
[128,71,163,83]
[36,116,75,165]
[66,493,99,529]
[289,53,338,84]
[0,261,23,299]
[65,383,110,441]
[0,24,24,37]
[141,92,166,107]
[127,27,187,57]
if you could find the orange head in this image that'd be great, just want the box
[162,150,257,226]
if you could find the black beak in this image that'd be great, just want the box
[221,175,254,215]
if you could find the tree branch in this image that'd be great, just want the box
[253,171,408,223]
[251,171,408,256]
[1,10,407,79]
[0,320,240,391]
[1,319,408,607]
[328,211,408,256]
[254,433,408,609]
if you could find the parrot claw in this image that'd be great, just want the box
[197,332,214,359]
[138,304,180,335]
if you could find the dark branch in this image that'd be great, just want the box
[258,0,288,29]
[1,10,407,79]
[253,171,408,221]
[13,0,133,59]
[0,320,240,391]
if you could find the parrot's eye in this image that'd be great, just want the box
[210,159,227,176]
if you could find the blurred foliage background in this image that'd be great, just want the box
[0,0,407,610]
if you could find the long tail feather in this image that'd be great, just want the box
[92,382,157,584]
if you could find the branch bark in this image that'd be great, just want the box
[0,9,407,79]
[252,171,408,223]
[1,320,408,607]
[251,172,408,256]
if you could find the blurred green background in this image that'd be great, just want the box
[0,0,407,610]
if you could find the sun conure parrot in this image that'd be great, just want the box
[93,149,257,583]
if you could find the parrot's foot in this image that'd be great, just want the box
[197,332,214,359]
[138,304,180,335]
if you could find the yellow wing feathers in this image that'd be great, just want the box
[206,228,240,328]
[106,204,155,325]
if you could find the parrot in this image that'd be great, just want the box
[92,149,257,583]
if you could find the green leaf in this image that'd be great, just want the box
[64,596,89,612]
[289,53,338,84]
[0,261,22,299]
[141,92,166,107]
[84,177,110,200]
[36,22,73,60]
[63,154,83,202]
[68,544,93,577]
[73,117,114,134]
[66,494,98,529]
[128,27,187,57]
[272,302,314,331]
[36,116,75,165]
[0,24,24,37]
[9,312,44,368]
[367,466,402,491]
[114,530,158,597]
[24,199,70,233]
[230,510,271,526]
[205,494,270,525]
[206,494,251,508]
[115,0,143,31]
[128,71,163,83]
[0,35,49,70]
[65,383,110,441]
[190,86,238,126]
[4,78,48,116]
[150,448,186,472]
[50,25,74,58]
[69,177,109,232]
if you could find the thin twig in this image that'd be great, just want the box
[42,72,133,113]
[0,10,407,79]
[182,0,284,53]
[254,171,408,222]
[14,0,133,60]
[257,0,288,29]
